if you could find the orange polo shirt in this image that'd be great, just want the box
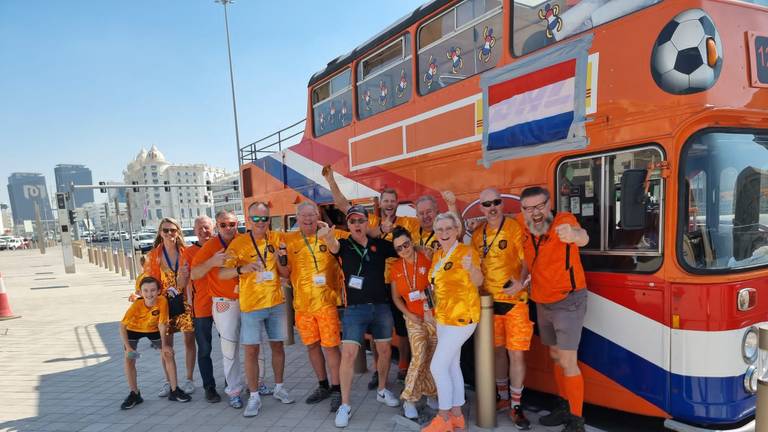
[429,242,481,326]
[518,212,587,304]
[186,242,212,318]
[471,217,526,303]
[191,235,239,302]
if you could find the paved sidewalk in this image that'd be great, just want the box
[0,247,586,432]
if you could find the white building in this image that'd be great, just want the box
[123,146,230,228]
[212,173,242,217]
[80,201,128,233]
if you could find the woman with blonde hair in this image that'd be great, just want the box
[144,217,196,399]
[422,212,483,432]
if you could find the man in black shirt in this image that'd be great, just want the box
[323,205,400,428]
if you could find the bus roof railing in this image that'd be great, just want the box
[239,118,306,165]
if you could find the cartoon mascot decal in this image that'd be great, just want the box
[447,47,463,73]
[538,3,562,39]
[423,55,438,90]
[478,26,496,62]
[396,69,407,98]
[378,79,388,106]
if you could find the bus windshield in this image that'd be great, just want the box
[680,130,768,271]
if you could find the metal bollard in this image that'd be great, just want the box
[105,248,111,271]
[119,253,126,277]
[757,326,768,431]
[114,251,120,274]
[283,284,295,346]
[94,248,100,267]
[474,294,496,429]
[127,254,136,281]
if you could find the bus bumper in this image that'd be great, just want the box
[664,418,754,432]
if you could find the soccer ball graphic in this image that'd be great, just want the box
[650,9,723,95]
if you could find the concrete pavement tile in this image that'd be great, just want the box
[77,423,111,432]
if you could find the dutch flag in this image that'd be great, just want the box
[487,59,576,151]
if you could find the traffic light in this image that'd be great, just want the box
[55,193,66,210]
[132,181,139,192]
[232,180,239,192]
[164,181,170,192]
[68,210,76,225]
[206,180,212,191]
[98,181,106,193]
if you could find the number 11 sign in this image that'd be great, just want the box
[748,31,768,88]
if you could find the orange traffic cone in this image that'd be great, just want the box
[0,272,20,320]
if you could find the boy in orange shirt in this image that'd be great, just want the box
[120,276,191,409]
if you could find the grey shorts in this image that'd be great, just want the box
[536,289,587,350]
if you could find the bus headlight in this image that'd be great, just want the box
[745,365,758,394]
[743,326,758,364]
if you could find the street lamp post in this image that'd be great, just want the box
[215,0,243,202]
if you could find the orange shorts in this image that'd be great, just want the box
[295,305,341,348]
[493,302,533,351]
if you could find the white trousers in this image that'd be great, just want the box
[430,322,477,410]
[212,297,244,397]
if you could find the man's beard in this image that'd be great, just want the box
[527,213,553,236]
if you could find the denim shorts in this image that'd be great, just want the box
[341,303,393,346]
[240,303,288,345]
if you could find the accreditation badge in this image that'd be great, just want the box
[348,275,364,290]
[408,290,422,302]
[261,271,275,281]
[313,274,326,286]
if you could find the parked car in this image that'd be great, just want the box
[5,238,22,250]
[0,236,11,250]
[133,232,155,253]
[182,228,197,245]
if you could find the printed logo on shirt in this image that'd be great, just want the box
[444,261,454,270]
[319,244,328,252]
[151,310,160,316]
[498,240,508,250]
[267,245,275,253]
[431,240,440,249]
[370,245,377,253]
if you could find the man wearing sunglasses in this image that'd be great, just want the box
[470,188,532,429]
[190,210,243,410]
[323,205,400,428]
[220,202,294,417]
[517,186,589,432]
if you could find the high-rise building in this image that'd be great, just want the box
[7,173,54,226]
[54,164,94,207]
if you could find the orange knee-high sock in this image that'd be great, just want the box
[563,374,584,417]
[553,364,566,398]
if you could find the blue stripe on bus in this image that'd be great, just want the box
[257,155,334,203]
[487,111,573,151]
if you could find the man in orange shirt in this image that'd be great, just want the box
[471,188,532,429]
[518,186,589,432]
[186,215,221,403]
[190,210,243,409]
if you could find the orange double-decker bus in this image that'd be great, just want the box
[238,1,768,429]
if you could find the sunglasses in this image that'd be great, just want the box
[250,215,269,223]
[394,240,412,253]
[348,218,367,225]
[521,199,549,213]
[219,222,238,229]
[161,228,177,234]
[481,198,503,208]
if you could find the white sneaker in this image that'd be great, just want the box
[334,403,351,428]
[426,397,439,410]
[273,387,295,404]
[243,394,262,417]
[179,379,195,395]
[376,388,400,407]
[403,400,418,419]
[157,382,171,398]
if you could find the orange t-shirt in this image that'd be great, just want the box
[429,243,481,326]
[518,212,587,304]
[144,244,190,296]
[121,295,169,333]
[224,231,285,313]
[389,251,431,317]
[191,235,239,301]
[186,242,212,318]
[471,217,526,303]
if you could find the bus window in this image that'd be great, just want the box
[312,68,353,137]
[512,0,661,57]
[357,34,412,120]
[680,130,768,272]
[417,0,503,95]
[557,146,664,273]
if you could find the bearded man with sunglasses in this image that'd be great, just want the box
[190,210,243,409]
[470,188,532,429]
[220,202,294,417]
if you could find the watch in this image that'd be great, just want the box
[236,266,242,275]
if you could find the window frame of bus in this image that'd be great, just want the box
[677,127,768,275]
[356,33,412,120]
[416,0,503,96]
[311,68,353,138]
[509,1,662,58]
[555,144,665,274]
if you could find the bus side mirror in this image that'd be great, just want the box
[620,169,648,230]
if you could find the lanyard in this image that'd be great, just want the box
[249,231,270,267]
[349,239,369,276]
[419,227,434,247]
[430,241,459,283]
[217,234,230,250]
[402,254,421,292]
[482,217,506,257]
[161,245,179,280]
[301,230,320,272]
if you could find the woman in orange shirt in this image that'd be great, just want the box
[389,226,437,420]
[143,217,196,397]
[423,212,483,432]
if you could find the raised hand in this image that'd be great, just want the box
[209,250,227,267]
[441,190,456,207]
[555,224,577,244]
[317,221,334,239]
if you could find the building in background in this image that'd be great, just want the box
[0,204,11,234]
[122,146,231,228]
[80,201,128,233]
[212,173,242,217]
[7,173,54,229]
[54,164,94,207]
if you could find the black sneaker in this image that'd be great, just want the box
[120,391,143,410]
[329,390,342,412]
[509,405,531,430]
[539,397,570,426]
[168,387,191,403]
[204,386,221,403]
[305,385,331,404]
[562,415,585,432]
[367,371,379,390]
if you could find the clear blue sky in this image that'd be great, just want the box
[0,0,425,204]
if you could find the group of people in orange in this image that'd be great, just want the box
[118,164,590,432]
